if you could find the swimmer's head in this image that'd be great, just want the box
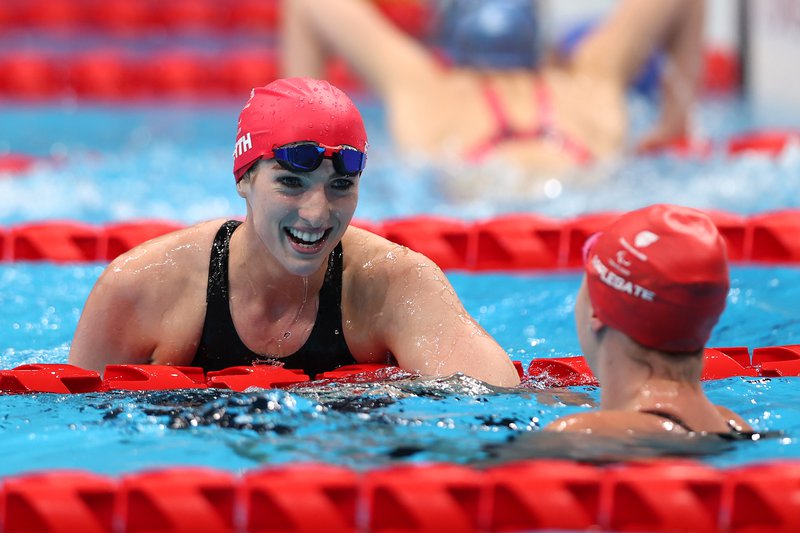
[582,204,730,353]
[433,0,542,69]
[232,77,368,182]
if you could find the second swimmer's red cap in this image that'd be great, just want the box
[232,77,368,182]
[583,204,730,353]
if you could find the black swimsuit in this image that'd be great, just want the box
[640,409,757,441]
[192,220,356,377]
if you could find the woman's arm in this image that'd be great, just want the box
[572,0,705,145]
[572,0,704,89]
[281,0,439,97]
[375,250,521,387]
[68,265,156,372]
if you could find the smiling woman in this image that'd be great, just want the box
[67,77,521,388]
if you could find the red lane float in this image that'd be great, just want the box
[0,51,304,99]
[119,468,237,533]
[605,462,725,533]
[102,220,185,261]
[703,210,748,261]
[364,464,485,533]
[746,211,800,263]
[526,356,598,388]
[69,51,133,99]
[381,216,472,271]
[726,462,800,532]
[512,360,524,378]
[2,460,800,533]
[145,52,214,97]
[9,222,101,263]
[8,210,800,266]
[485,460,602,531]
[0,364,104,394]
[471,214,562,271]
[314,363,408,382]
[244,465,360,533]
[206,365,310,392]
[752,345,800,377]
[0,471,117,533]
[103,365,207,391]
[700,348,759,380]
[0,53,62,98]
[710,345,753,369]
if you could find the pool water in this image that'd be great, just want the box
[0,96,799,477]
[0,264,798,477]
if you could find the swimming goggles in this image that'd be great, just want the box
[272,142,367,177]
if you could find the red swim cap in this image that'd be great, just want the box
[232,77,368,182]
[583,204,730,353]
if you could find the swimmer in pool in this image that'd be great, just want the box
[68,77,520,387]
[282,0,705,198]
[546,204,755,437]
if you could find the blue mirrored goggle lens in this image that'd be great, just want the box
[274,144,326,172]
[333,148,367,176]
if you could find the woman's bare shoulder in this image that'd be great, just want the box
[103,218,228,288]
[546,410,686,436]
[342,225,438,274]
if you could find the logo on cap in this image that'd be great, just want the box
[591,254,656,302]
[233,132,252,159]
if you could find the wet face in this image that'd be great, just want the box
[242,159,359,277]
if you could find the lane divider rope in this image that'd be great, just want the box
[1,208,800,267]
[1,461,799,532]
[1,345,797,394]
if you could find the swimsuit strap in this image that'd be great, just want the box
[717,419,759,441]
[639,409,695,433]
[482,82,515,137]
[204,219,241,322]
[194,220,255,369]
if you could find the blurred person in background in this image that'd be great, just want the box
[281,0,706,200]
